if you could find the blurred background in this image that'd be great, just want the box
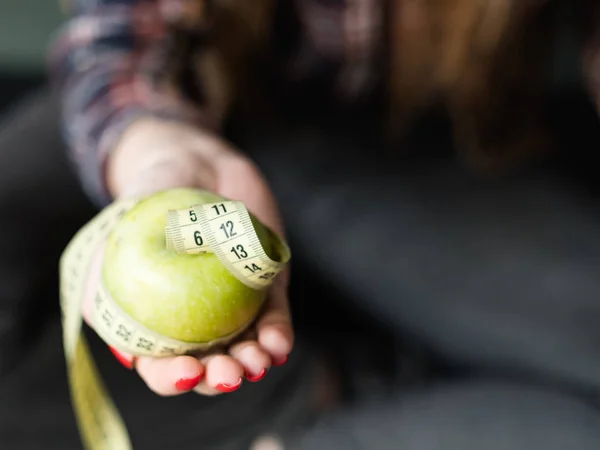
[0,1,62,112]
[2,2,600,449]
[0,1,596,146]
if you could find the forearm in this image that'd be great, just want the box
[48,0,217,207]
[105,116,234,199]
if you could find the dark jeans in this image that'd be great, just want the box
[1,88,600,449]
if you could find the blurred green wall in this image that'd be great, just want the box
[0,0,64,75]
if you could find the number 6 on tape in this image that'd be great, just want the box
[59,196,291,450]
[165,200,290,290]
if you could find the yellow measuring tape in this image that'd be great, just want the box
[59,190,291,449]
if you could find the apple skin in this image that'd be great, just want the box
[102,188,275,344]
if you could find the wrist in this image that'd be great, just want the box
[106,117,225,199]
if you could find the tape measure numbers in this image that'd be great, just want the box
[165,200,288,289]
[59,193,291,450]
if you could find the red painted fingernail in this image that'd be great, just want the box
[272,355,288,366]
[175,373,202,391]
[108,346,133,370]
[245,367,267,383]
[215,377,243,393]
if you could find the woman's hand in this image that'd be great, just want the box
[84,117,293,396]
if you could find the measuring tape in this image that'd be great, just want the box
[59,190,291,449]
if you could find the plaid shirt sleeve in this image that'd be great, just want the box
[48,0,215,207]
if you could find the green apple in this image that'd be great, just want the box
[102,188,279,345]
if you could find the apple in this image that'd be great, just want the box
[102,188,278,345]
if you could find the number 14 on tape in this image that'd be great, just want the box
[165,201,289,290]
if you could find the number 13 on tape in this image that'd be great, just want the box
[165,200,289,290]
[60,196,291,450]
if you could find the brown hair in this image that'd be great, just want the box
[389,0,558,172]
[164,0,557,173]
[161,0,276,124]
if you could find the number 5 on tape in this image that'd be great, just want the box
[165,200,290,290]
[60,196,291,450]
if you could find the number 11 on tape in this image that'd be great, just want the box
[165,201,289,291]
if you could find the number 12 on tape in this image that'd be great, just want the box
[165,201,289,290]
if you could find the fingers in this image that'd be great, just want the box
[229,339,271,382]
[193,354,245,395]
[135,354,204,396]
[256,274,294,363]
[108,341,285,398]
[108,345,250,396]
[106,275,293,397]
[108,333,285,397]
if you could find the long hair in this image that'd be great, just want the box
[160,0,277,125]
[162,0,557,172]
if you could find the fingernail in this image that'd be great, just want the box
[272,355,288,367]
[216,377,243,393]
[245,367,267,383]
[175,373,202,392]
[108,346,133,370]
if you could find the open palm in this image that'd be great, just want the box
[83,121,294,396]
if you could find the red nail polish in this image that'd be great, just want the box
[245,368,267,383]
[175,374,202,392]
[108,346,133,370]
[272,355,288,367]
[215,378,243,393]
